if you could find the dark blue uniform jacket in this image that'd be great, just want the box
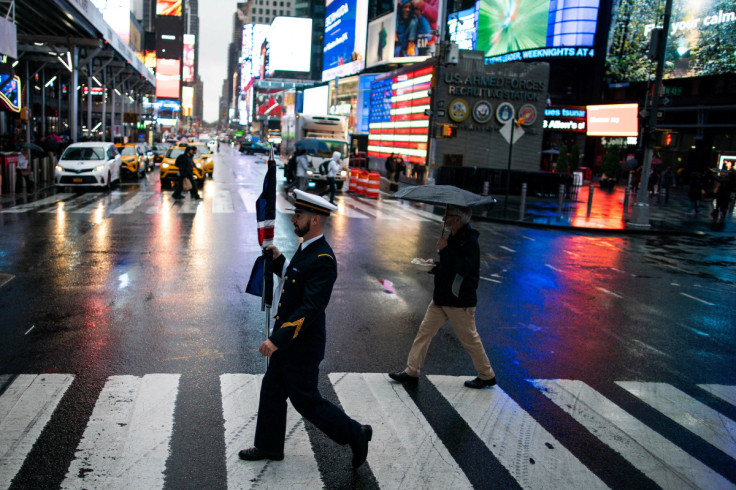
[269,236,337,364]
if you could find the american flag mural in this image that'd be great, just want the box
[367,66,433,165]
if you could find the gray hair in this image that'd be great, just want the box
[448,205,472,224]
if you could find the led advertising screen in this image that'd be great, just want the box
[241,24,270,85]
[254,88,284,121]
[0,74,20,113]
[156,15,183,60]
[448,7,476,51]
[393,0,440,60]
[586,103,638,137]
[156,0,181,16]
[606,0,736,81]
[477,0,600,63]
[322,0,369,81]
[366,13,395,68]
[155,58,181,99]
[303,86,330,115]
[182,86,194,116]
[92,0,131,45]
[182,34,195,83]
[269,17,312,74]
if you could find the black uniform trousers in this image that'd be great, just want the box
[254,353,360,453]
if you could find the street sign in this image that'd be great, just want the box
[499,120,524,144]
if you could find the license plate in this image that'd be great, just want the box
[73,178,83,183]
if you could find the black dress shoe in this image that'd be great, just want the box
[238,447,284,461]
[388,372,418,386]
[350,425,372,468]
[464,377,497,389]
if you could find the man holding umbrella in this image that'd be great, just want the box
[389,201,496,389]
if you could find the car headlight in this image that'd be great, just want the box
[307,170,314,176]
[94,165,105,172]
[340,170,348,177]
[55,165,63,172]
[162,163,169,169]
[196,163,202,169]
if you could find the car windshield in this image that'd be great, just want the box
[166,147,201,158]
[61,147,106,161]
[121,146,137,155]
[195,145,210,155]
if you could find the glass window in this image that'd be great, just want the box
[121,146,137,155]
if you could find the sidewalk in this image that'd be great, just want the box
[387,176,735,235]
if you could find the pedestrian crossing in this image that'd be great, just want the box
[1,374,734,489]
[0,190,443,222]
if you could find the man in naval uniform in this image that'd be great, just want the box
[239,189,372,468]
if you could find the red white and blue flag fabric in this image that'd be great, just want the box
[367,65,433,165]
[247,149,276,308]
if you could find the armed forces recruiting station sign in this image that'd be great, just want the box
[434,51,549,171]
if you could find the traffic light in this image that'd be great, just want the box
[441,124,457,138]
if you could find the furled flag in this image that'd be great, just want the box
[246,147,276,309]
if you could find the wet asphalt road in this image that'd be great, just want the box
[1,145,735,489]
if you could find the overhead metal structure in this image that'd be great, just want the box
[3,0,155,143]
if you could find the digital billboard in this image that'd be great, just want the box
[156,0,182,16]
[394,0,440,60]
[366,13,395,68]
[155,58,181,99]
[269,17,312,74]
[254,88,284,121]
[156,15,183,60]
[182,86,193,116]
[92,0,131,45]
[241,24,270,85]
[606,0,736,81]
[0,74,20,113]
[586,103,638,137]
[303,86,329,115]
[448,8,476,51]
[477,0,600,63]
[322,0,368,81]
[182,34,195,83]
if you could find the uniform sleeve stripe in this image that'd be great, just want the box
[280,317,305,339]
[318,254,334,261]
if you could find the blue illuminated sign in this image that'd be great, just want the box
[324,0,357,72]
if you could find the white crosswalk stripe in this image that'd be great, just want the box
[220,374,322,489]
[2,375,734,489]
[4,190,443,222]
[699,384,736,407]
[0,374,74,489]
[430,375,607,489]
[616,381,736,460]
[330,373,473,489]
[532,379,733,489]
[61,374,179,489]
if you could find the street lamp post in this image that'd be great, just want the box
[629,0,673,227]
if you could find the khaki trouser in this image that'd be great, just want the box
[405,300,495,380]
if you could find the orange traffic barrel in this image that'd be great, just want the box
[349,168,360,193]
[365,171,380,199]
[356,170,368,195]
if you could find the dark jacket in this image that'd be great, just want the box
[175,152,194,178]
[432,224,480,308]
[269,236,337,363]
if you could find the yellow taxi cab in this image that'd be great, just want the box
[160,144,205,188]
[115,143,148,178]
[191,141,213,178]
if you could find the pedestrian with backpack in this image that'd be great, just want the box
[319,151,341,205]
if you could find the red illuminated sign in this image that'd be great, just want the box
[586,104,638,137]
[155,59,181,99]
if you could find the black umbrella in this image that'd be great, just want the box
[18,142,44,153]
[295,139,330,154]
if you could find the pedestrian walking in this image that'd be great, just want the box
[172,145,200,200]
[239,190,372,468]
[658,166,675,204]
[16,149,34,192]
[713,172,733,224]
[319,151,340,204]
[389,205,496,389]
[385,153,395,179]
[295,149,310,192]
[393,154,406,183]
[686,171,702,215]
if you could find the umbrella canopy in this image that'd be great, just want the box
[18,142,44,152]
[295,139,330,154]
[541,149,560,154]
[390,185,496,207]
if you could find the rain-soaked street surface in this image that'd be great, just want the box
[1,145,735,489]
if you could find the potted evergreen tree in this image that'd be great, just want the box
[599,147,620,189]
[570,144,580,172]
[556,144,569,174]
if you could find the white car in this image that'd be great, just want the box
[55,142,122,189]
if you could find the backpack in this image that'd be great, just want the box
[319,161,329,175]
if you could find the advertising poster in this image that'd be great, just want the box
[156,0,182,16]
[92,0,131,45]
[0,74,20,113]
[447,7,476,50]
[366,13,395,68]
[476,0,600,63]
[606,0,736,81]
[268,17,312,73]
[254,88,284,121]
[241,24,270,84]
[155,59,181,99]
[393,0,440,59]
[322,0,368,81]
[182,34,195,83]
